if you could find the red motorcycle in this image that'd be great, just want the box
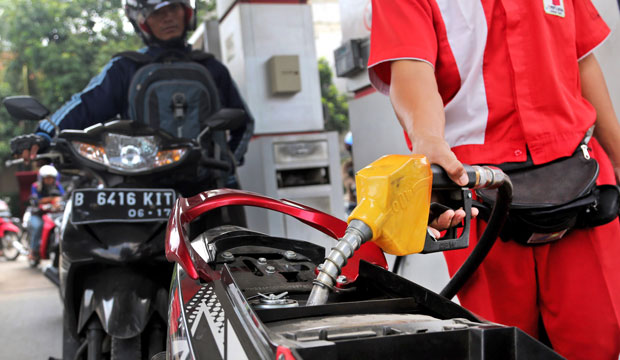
[162,163,561,359]
[0,199,22,261]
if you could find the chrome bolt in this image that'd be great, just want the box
[336,275,348,284]
[221,251,234,260]
[265,265,276,274]
[257,257,267,264]
[284,250,297,260]
[278,354,286,360]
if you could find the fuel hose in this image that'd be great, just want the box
[439,167,513,299]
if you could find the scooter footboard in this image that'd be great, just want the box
[77,267,169,338]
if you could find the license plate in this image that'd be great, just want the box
[71,188,176,225]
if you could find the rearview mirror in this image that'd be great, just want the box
[2,96,50,121]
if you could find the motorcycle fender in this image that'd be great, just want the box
[0,221,20,237]
[77,269,168,339]
[39,214,55,259]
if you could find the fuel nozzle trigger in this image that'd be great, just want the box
[423,189,472,253]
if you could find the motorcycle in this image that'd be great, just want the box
[1,169,68,268]
[162,156,563,359]
[0,199,22,261]
[21,199,65,269]
[3,95,245,360]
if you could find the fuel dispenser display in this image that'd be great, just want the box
[274,140,330,188]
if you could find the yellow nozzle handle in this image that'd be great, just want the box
[348,154,432,256]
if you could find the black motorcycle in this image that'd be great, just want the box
[3,96,244,360]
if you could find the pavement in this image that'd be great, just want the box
[0,256,62,359]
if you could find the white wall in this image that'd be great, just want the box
[218,4,324,134]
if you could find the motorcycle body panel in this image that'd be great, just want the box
[77,266,168,338]
[39,213,57,260]
[60,217,172,340]
[0,216,22,260]
[0,217,20,237]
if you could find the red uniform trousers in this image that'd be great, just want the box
[444,139,620,360]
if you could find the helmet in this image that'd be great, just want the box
[39,165,58,179]
[344,131,353,146]
[123,0,196,44]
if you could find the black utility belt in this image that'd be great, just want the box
[475,143,620,245]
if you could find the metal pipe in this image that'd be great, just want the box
[306,220,372,306]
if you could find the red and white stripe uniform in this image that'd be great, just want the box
[368,1,620,359]
[368,0,610,166]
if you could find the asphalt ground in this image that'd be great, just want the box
[0,257,62,359]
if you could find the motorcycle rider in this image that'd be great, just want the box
[28,164,64,264]
[10,0,254,196]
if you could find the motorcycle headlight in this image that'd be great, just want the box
[71,134,188,173]
[72,142,107,164]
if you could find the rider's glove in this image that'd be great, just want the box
[10,134,49,155]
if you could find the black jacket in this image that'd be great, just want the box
[36,44,254,165]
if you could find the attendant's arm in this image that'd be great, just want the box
[579,54,620,183]
[389,60,473,231]
[389,60,468,185]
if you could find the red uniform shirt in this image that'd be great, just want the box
[368,0,610,165]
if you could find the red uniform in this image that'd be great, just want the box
[368,0,620,358]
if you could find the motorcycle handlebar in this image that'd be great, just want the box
[4,158,24,167]
[4,153,62,168]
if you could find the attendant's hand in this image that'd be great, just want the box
[411,134,468,186]
[411,134,478,237]
[428,207,478,238]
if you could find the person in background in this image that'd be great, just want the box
[10,0,254,195]
[28,165,64,263]
[368,0,620,358]
[342,131,357,214]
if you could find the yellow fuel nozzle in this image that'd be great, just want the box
[349,154,432,255]
[307,155,432,306]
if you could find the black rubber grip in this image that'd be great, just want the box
[431,164,477,190]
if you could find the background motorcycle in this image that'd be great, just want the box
[3,95,245,360]
[2,165,68,268]
[0,199,22,261]
[24,199,65,269]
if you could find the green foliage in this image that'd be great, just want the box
[318,58,349,133]
[196,0,217,21]
[0,0,142,160]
